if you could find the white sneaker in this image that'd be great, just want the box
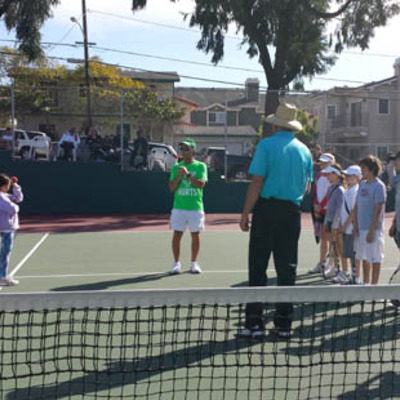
[169,262,182,275]
[190,262,202,274]
[309,263,323,274]
[324,265,339,279]
[355,278,362,285]
[237,326,264,339]
[333,271,350,284]
[0,276,19,286]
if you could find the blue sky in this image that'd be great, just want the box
[1,0,400,92]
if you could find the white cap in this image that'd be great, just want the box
[323,165,342,176]
[343,165,362,178]
[319,153,335,164]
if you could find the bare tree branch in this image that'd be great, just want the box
[307,0,355,19]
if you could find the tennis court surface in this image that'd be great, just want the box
[0,214,399,399]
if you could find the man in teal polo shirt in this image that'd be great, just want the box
[239,103,313,339]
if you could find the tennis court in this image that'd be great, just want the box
[3,213,398,292]
[0,214,399,399]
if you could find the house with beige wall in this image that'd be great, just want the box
[19,71,180,141]
[303,58,400,165]
[174,79,262,155]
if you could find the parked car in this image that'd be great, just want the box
[202,147,252,179]
[129,141,178,171]
[0,128,51,160]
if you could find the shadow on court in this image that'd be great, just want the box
[5,338,259,400]
[51,273,172,291]
[338,371,400,399]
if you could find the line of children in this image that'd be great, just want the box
[311,155,386,285]
[0,174,23,286]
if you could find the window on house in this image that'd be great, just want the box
[326,105,336,119]
[377,146,388,161]
[378,99,389,115]
[350,102,362,127]
[209,112,226,125]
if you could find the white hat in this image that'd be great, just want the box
[319,153,335,164]
[323,165,342,176]
[343,165,362,178]
[264,103,303,132]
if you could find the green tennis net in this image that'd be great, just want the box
[0,286,399,399]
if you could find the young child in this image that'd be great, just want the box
[323,163,345,278]
[309,153,336,274]
[353,156,386,285]
[0,174,23,286]
[389,152,400,249]
[334,165,362,284]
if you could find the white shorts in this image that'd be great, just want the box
[170,210,205,233]
[355,230,384,264]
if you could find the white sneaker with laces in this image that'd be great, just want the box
[169,262,182,275]
[309,263,323,274]
[332,271,350,284]
[0,276,19,286]
[190,262,202,274]
[324,265,339,279]
[355,278,362,285]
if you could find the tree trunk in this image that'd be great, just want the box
[263,89,280,137]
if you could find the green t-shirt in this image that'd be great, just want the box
[170,160,208,211]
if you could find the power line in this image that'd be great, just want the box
[3,49,400,101]
[88,9,242,41]
[88,9,400,59]
[0,38,370,85]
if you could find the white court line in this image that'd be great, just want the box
[10,233,50,277]
[16,267,396,280]
[0,233,49,291]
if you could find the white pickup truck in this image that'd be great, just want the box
[0,128,51,160]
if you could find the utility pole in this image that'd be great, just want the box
[81,0,92,130]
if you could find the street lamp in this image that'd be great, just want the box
[70,0,94,131]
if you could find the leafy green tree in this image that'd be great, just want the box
[0,46,67,125]
[296,108,319,146]
[0,0,60,60]
[132,0,400,135]
[0,49,183,136]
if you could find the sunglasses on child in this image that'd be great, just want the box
[179,146,191,152]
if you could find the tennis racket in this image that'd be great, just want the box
[389,264,400,307]
[349,251,357,284]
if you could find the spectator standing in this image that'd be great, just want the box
[132,130,149,169]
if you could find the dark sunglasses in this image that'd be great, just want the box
[179,146,191,152]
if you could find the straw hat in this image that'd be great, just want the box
[264,103,303,132]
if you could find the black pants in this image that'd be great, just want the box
[245,198,301,330]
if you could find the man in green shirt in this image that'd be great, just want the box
[169,139,208,274]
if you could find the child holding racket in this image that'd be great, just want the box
[352,156,386,285]
[0,174,23,286]
[323,164,345,279]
